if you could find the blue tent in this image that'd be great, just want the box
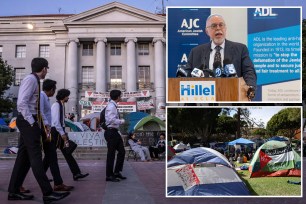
[127,112,149,133]
[268,136,289,142]
[228,138,254,146]
[167,147,250,196]
[0,118,7,125]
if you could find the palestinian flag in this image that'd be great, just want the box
[249,140,301,178]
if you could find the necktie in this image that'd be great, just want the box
[214,45,222,64]
[32,73,42,128]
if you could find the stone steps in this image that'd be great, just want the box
[0,147,133,160]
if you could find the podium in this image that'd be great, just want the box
[168,77,249,102]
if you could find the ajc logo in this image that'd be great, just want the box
[181,19,200,29]
[253,8,277,17]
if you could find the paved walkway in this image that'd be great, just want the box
[0,159,305,204]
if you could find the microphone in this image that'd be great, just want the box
[213,61,223,77]
[176,64,192,77]
[191,68,204,77]
[223,59,237,77]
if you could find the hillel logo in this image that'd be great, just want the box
[253,8,278,18]
[180,81,216,102]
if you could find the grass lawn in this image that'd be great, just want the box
[235,162,302,196]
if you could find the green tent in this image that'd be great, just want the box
[134,115,165,131]
[249,140,301,178]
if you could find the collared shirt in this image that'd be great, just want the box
[209,40,225,70]
[51,101,65,136]
[105,100,123,129]
[40,91,51,126]
[17,74,39,125]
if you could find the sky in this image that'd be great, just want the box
[227,107,289,128]
[0,0,305,17]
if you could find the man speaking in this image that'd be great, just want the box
[187,14,257,99]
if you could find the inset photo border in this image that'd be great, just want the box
[166,7,302,104]
[166,106,303,197]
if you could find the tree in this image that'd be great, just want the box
[252,128,267,138]
[0,57,14,115]
[167,108,222,144]
[266,108,301,142]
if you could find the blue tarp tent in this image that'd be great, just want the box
[127,112,149,133]
[228,138,254,146]
[268,136,289,142]
[167,147,250,196]
[0,118,7,125]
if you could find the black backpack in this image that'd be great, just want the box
[100,107,108,130]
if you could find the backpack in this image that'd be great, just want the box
[100,107,108,130]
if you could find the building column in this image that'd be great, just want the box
[95,38,107,92]
[153,38,166,118]
[66,39,79,115]
[125,37,137,92]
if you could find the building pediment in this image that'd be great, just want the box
[63,2,165,24]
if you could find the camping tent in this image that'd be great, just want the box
[134,115,165,131]
[167,147,250,196]
[127,112,149,133]
[268,136,289,142]
[249,140,301,178]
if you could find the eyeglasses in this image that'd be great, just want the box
[207,23,226,30]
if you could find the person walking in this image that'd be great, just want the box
[49,89,89,181]
[7,57,69,202]
[104,90,126,182]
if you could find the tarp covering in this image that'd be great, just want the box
[268,136,289,142]
[228,138,254,146]
[249,140,301,177]
[167,147,250,196]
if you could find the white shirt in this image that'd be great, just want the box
[17,74,39,125]
[105,100,124,129]
[40,91,51,126]
[209,40,225,70]
[51,102,65,136]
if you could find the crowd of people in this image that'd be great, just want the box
[7,57,165,202]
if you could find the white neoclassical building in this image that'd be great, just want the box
[0,2,166,119]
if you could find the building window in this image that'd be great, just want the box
[110,43,121,55]
[110,66,122,82]
[82,66,94,84]
[16,45,26,58]
[39,45,49,58]
[138,43,149,55]
[138,66,150,89]
[109,66,124,90]
[14,68,26,86]
[0,45,2,57]
[82,43,93,56]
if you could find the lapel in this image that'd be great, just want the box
[224,39,233,62]
[201,42,212,69]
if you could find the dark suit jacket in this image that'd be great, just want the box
[187,39,257,87]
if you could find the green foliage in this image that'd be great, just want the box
[252,128,267,137]
[167,108,222,143]
[0,57,14,115]
[266,108,301,139]
[216,115,237,135]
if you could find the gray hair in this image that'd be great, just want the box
[206,14,225,27]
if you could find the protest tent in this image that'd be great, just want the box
[167,147,250,196]
[268,136,289,142]
[134,115,165,131]
[249,140,301,178]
